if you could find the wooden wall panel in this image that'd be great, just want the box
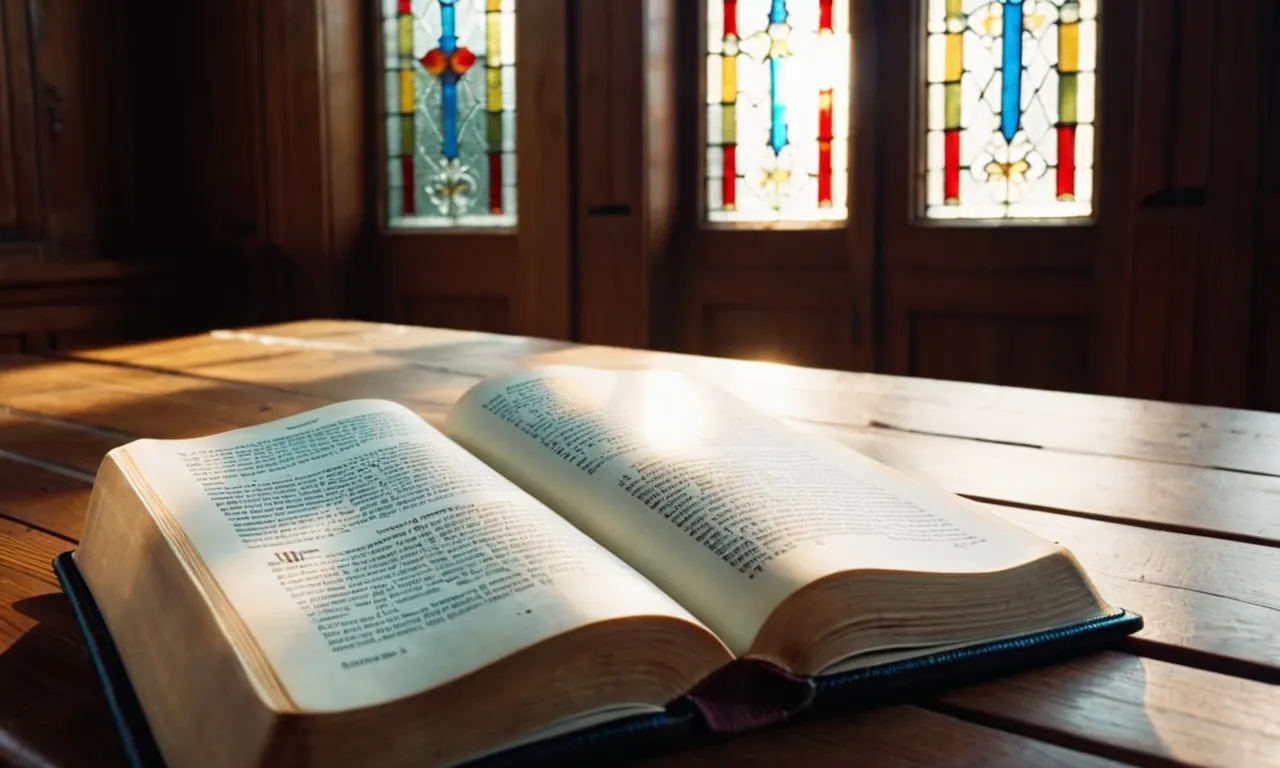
[0,3,19,233]
[1256,273,1280,412]
[1189,0,1264,408]
[32,0,139,260]
[0,0,42,244]
[1255,204,1280,411]
[911,316,1090,393]
[883,272,1092,380]
[166,0,369,326]
[1124,209,1204,403]
[678,266,859,367]
[402,297,511,336]
[0,262,185,353]
[884,272,1092,392]
[1255,2,1280,412]
[702,308,846,370]
[0,1,197,348]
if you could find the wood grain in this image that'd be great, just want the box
[987,505,1280,681]
[0,519,128,767]
[0,408,126,476]
[824,425,1280,548]
[0,455,90,540]
[9,339,1280,683]
[0,355,328,439]
[933,651,1280,768]
[643,706,1125,768]
[4,321,1279,767]
[121,321,1280,476]
[529,344,1280,477]
[68,326,1280,547]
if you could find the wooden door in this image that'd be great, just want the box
[876,0,1137,395]
[876,0,1263,404]
[372,0,573,341]
[653,0,878,371]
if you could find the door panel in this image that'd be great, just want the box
[374,0,572,340]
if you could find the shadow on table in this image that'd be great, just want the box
[1,593,130,768]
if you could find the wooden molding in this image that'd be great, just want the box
[260,0,369,319]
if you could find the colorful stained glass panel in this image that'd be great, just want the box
[924,0,1097,220]
[383,0,517,228]
[705,0,851,223]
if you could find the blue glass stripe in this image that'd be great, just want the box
[769,0,787,24]
[1000,0,1023,142]
[440,0,459,159]
[440,0,458,52]
[769,58,787,154]
[767,0,789,155]
[443,82,459,159]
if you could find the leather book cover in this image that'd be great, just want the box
[53,551,1143,767]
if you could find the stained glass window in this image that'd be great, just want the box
[924,0,1097,220]
[705,1,851,223]
[383,0,516,228]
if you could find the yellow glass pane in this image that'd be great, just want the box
[487,12,501,63]
[721,56,737,105]
[487,68,502,111]
[399,69,415,114]
[944,33,962,82]
[1059,22,1080,73]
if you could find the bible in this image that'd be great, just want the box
[58,364,1141,767]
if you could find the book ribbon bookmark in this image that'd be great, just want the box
[679,658,816,735]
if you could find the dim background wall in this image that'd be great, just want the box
[0,0,1274,411]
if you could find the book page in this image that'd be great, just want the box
[445,367,1060,655]
[123,399,715,712]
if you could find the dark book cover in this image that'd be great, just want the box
[53,551,1143,767]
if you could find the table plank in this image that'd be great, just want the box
[643,706,1126,768]
[988,505,1280,681]
[0,355,330,439]
[0,408,126,477]
[821,423,1280,548]
[933,651,1280,767]
[3,351,1278,681]
[77,322,573,367]
[4,322,1276,766]
[0,455,90,541]
[59,338,1280,547]
[529,343,1280,477]
[0,519,128,768]
[128,320,1280,476]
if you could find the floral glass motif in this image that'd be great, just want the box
[383,0,516,228]
[924,0,1098,220]
[705,0,851,223]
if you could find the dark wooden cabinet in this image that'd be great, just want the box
[0,0,43,256]
[0,0,184,351]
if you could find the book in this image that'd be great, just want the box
[62,364,1142,767]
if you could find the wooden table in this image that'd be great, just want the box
[1,320,1278,767]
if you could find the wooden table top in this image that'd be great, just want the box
[1,319,1277,767]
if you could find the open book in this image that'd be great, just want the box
[66,365,1139,767]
